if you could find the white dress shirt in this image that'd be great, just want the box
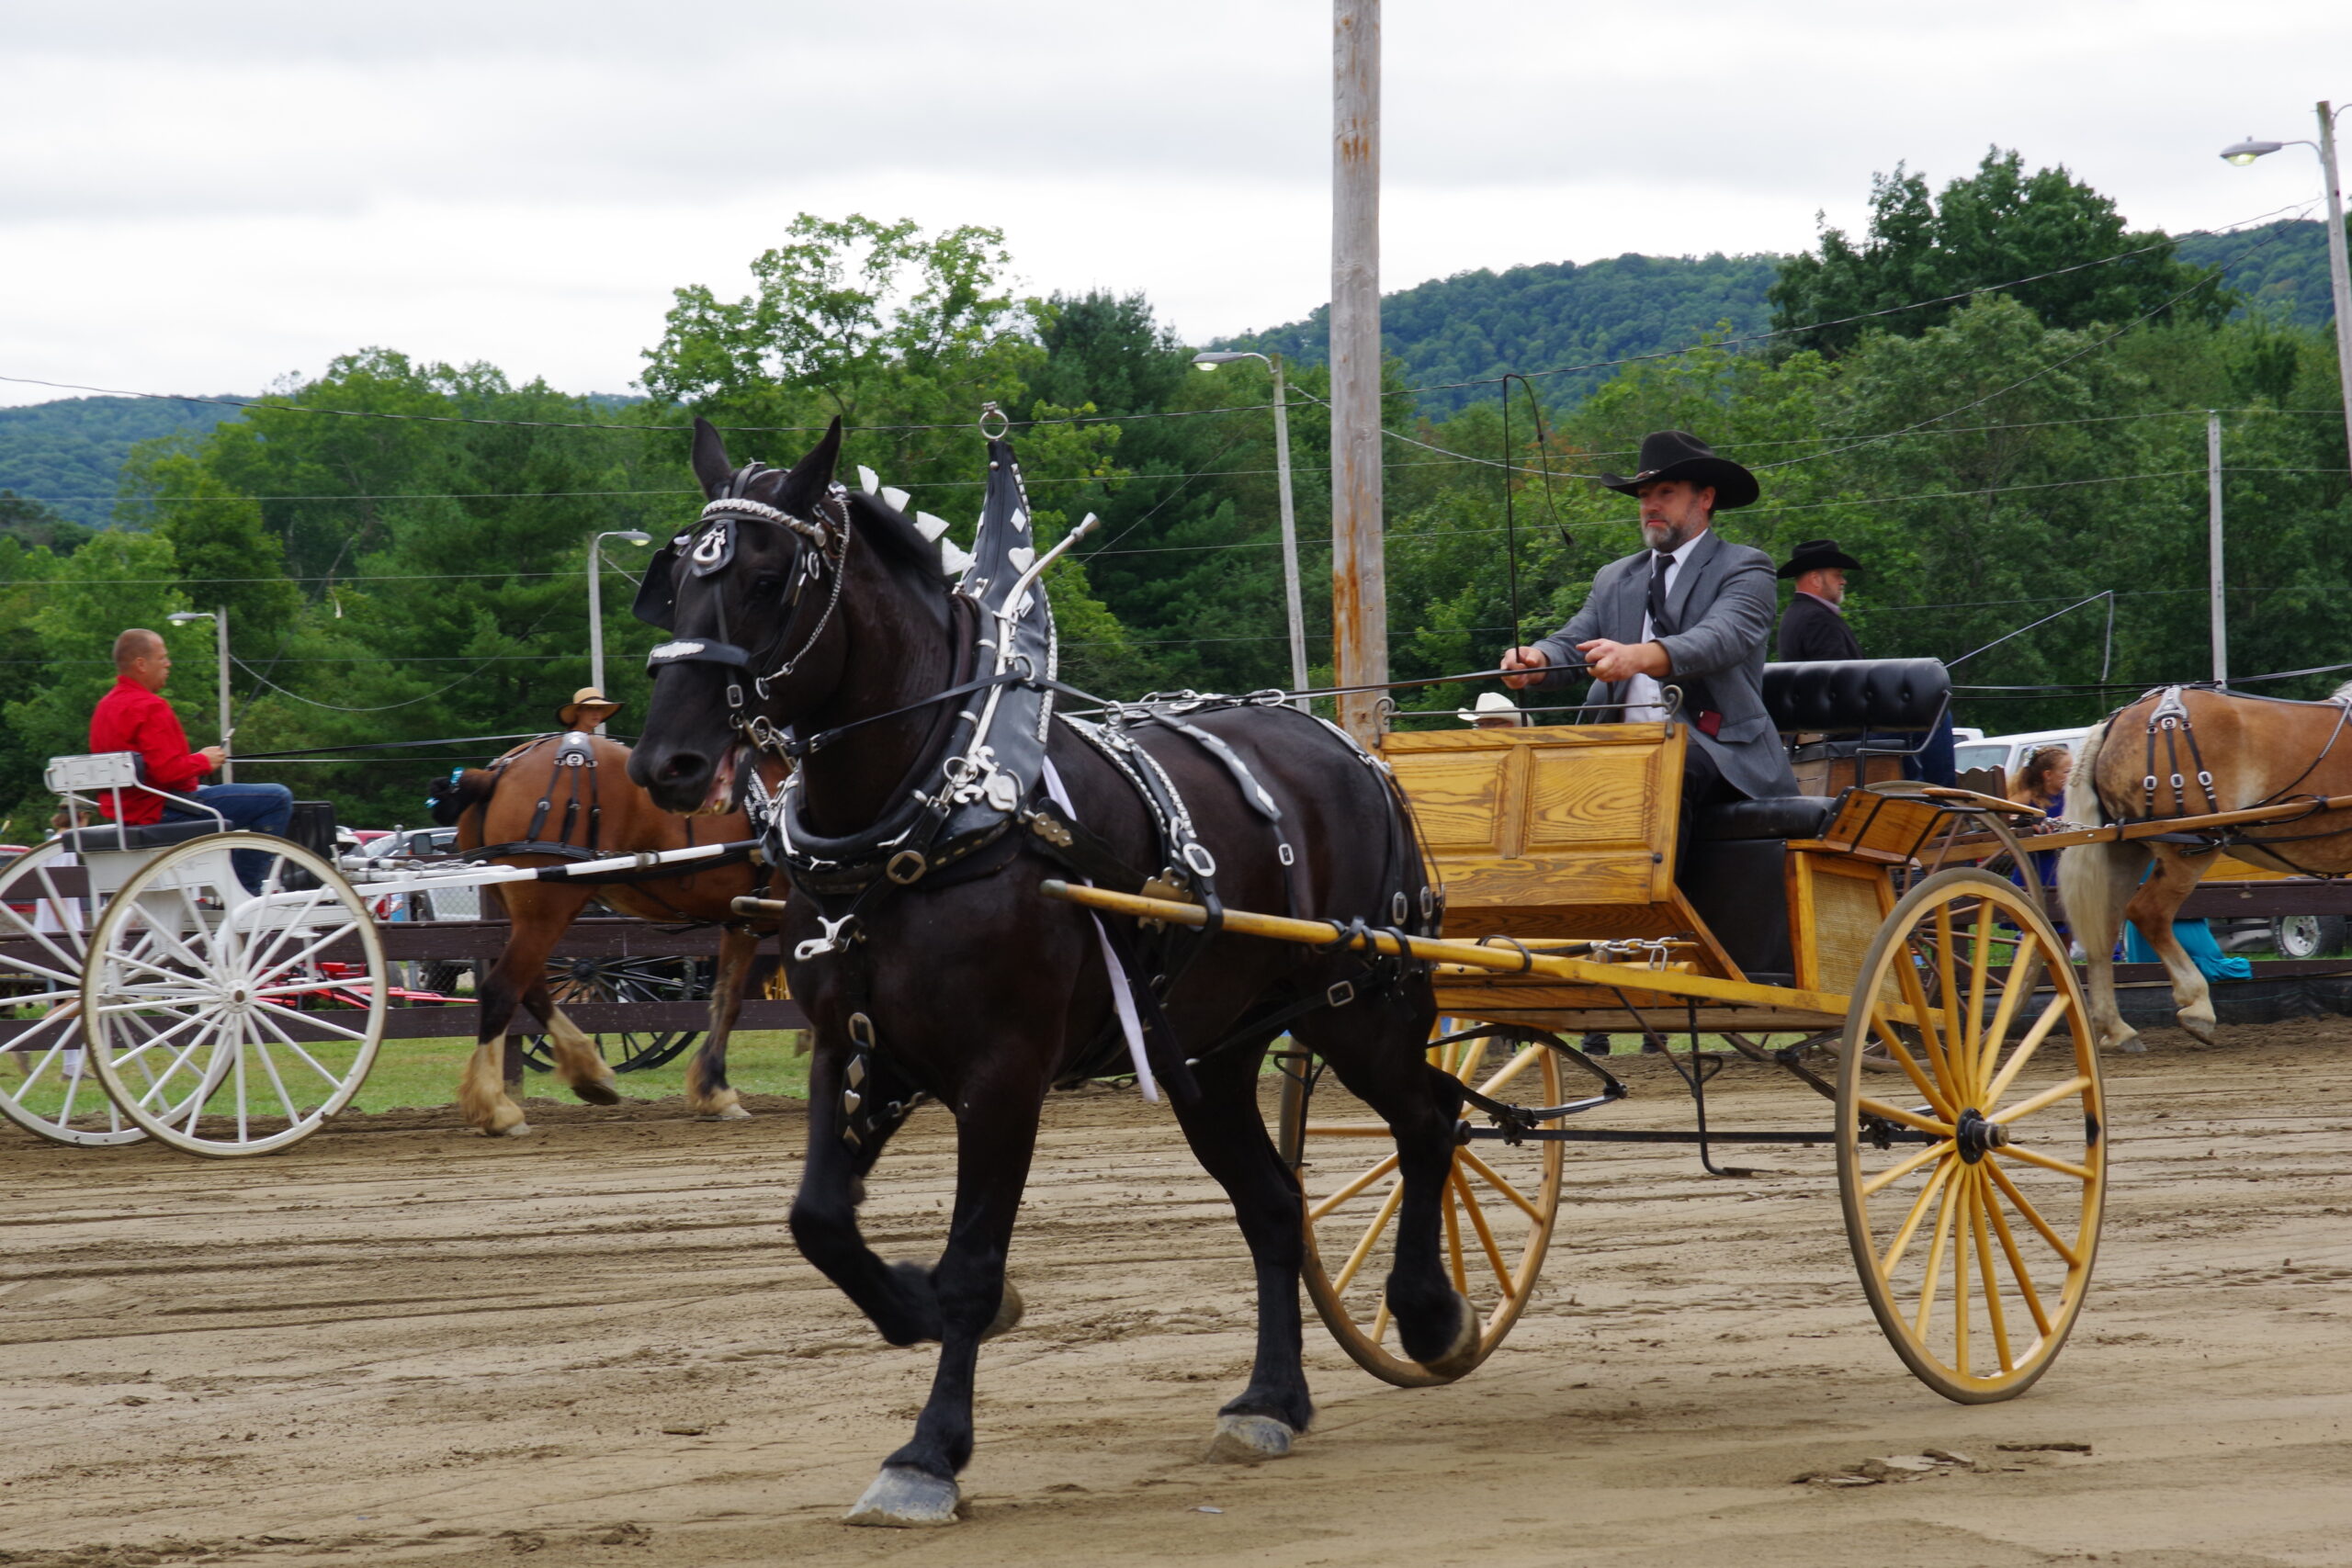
[1623,531,1704,723]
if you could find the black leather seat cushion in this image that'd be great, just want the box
[1697,795,1837,841]
[1762,658,1950,734]
[59,818,222,853]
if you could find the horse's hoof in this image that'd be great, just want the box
[498,1121,534,1138]
[844,1466,962,1528]
[1416,1291,1483,1382]
[574,1080,623,1107]
[2179,1017,2216,1046]
[982,1280,1024,1341]
[2114,1037,2149,1055]
[695,1103,753,1121]
[1205,1414,1295,1463]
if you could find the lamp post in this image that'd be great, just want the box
[165,608,232,783]
[2222,100,2352,468]
[587,530,651,734]
[1193,351,1309,705]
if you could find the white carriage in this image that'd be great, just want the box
[0,752,741,1156]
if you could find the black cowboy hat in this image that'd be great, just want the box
[1776,537,1863,579]
[1597,430,1759,511]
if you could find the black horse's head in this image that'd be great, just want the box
[627,415,944,815]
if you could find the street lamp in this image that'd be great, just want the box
[2219,101,2352,468]
[1193,351,1308,706]
[166,608,232,783]
[587,531,652,734]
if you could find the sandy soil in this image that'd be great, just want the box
[2,1021,2347,1568]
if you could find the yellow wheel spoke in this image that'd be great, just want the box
[1457,1147,1545,1224]
[1369,1299,1392,1346]
[1969,1168,2016,1372]
[1988,1075,2092,1126]
[1996,1143,2096,1182]
[1307,1152,1400,1223]
[1914,1172,1962,1338]
[1861,1137,1956,1198]
[1973,942,2038,1102]
[1892,948,1968,1110]
[1877,1156,1958,1279]
[1984,1180,2055,1337]
[1855,1097,1954,1139]
[1442,1177,1468,1292]
[1962,899,1994,1089]
[1982,994,2070,1108]
[1329,1179,1406,1295]
[1934,901,1964,1085]
[1867,1008,1956,1122]
[1474,1044,1545,1100]
[1984,1159,2082,1268]
[1303,1122,1395,1138]
[1952,1164,1973,1372]
[1450,1168,1517,1302]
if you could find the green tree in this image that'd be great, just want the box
[1770,149,2228,356]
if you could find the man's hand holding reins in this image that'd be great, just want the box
[1574,638,1669,685]
[1498,646,1551,690]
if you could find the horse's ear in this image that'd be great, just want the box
[690,416,734,498]
[775,416,844,513]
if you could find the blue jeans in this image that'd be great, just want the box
[164,784,295,894]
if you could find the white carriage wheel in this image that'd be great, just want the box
[0,839,146,1146]
[84,833,386,1157]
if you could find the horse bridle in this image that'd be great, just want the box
[645,471,854,759]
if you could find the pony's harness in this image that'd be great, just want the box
[2113,684,2352,870]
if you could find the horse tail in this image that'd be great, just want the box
[2055,718,2150,1044]
[426,767,503,828]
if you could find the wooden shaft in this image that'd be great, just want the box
[2009,789,2352,852]
[1036,879,1852,1015]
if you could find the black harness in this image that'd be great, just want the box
[2110,683,2352,874]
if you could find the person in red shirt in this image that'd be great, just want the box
[89,627,291,891]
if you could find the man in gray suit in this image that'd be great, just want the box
[1500,430,1799,824]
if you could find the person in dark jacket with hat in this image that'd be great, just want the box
[1501,431,1799,821]
[1775,538,1863,661]
[1771,538,1958,786]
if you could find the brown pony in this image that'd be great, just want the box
[2058,682,2352,1052]
[434,732,782,1135]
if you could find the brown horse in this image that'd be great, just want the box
[2058,682,2352,1052]
[432,732,783,1135]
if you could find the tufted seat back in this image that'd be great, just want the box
[1761,658,1949,735]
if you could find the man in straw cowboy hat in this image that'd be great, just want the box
[1501,431,1799,827]
[1456,692,1527,729]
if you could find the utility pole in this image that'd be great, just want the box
[1329,0,1386,743]
[2317,101,2352,478]
[1270,355,1308,707]
[2209,412,2227,689]
[213,606,232,782]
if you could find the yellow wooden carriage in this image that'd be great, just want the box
[1052,691,2107,1405]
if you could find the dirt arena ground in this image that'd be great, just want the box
[3,1020,2347,1568]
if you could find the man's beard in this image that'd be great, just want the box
[1641,519,1690,551]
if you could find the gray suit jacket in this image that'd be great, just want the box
[1530,529,1800,800]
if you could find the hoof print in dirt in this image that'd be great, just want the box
[844,1467,964,1528]
[1205,1413,1295,1462]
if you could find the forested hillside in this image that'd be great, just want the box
[1220,253,1780,417]
[2177,217,2349,328]
[0,152,2344,837]
[0,396,244,527]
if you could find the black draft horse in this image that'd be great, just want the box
[628,418,1469,1526]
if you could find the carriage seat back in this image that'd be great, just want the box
[57,818,224,854]
[1762,658,1949,735]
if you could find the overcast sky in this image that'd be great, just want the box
[5,0,2347,408]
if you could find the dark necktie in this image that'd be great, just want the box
[1645,550,1676,637]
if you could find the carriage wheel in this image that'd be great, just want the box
[83,834,385,1157]
[0,840,146,1146]
[1838,868,2104,1402]
[1276,1028,1565,1387]
[515,954,709,1074]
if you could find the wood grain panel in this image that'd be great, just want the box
[1791,852,1893,998]
[1522,745,1658,852]
[1387,748,1517,853]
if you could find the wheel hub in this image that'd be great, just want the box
[1954,1106,2008,1163]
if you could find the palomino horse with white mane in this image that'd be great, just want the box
[2059,682,2352,1052]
